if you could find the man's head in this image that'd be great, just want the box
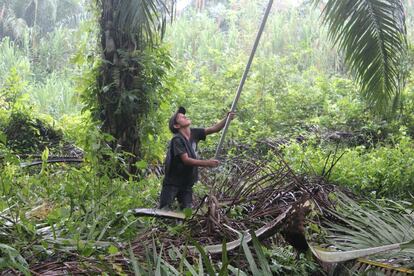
[169,106,191,133]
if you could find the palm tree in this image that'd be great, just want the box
[315,0,408,112]
[94,0,174,172]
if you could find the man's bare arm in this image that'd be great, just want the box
[205,112,236,135]
[180,153,219,167]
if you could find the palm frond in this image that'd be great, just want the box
[310,192,414,262]
[310,242,404,263]
[326,194,414,249]
[114,0,174,47]
[316,0,407,111]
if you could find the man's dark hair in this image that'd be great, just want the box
[168,106,186,133]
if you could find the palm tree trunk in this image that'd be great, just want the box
[98,0,143,173]
[195,0,206,12]
[94,0,173,175]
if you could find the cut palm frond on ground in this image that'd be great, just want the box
[309,242,408,263]
[309,192,414,266]
[131,208,186,219]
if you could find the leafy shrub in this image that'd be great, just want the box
[283,135,414,199]
[31,73,81,119]
[266,246,320,275]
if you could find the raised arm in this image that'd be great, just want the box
[180,153,219,168]
[205,112,236,135]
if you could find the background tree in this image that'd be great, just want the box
[0,0,82,43]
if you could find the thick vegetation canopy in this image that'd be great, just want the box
[0,0,413,274]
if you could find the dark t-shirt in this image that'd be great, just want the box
[163,128,206,187]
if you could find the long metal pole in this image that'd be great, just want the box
[214,0,274,159]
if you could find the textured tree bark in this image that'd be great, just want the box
[98,0,143,174]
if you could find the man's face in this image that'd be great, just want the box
[174,113,191,130]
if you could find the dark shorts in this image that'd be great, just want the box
[159,184,193,210]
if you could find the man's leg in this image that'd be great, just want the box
[159,185,179,209]
[177,186,193,210]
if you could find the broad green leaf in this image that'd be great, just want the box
[108,245,119,255]
[193,240,216,276]
[241,236,260,275]
[136,160,148,170]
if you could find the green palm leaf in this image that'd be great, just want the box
[316,0,407,111]
[310,192,414,263]
[325,194,414,250]
[113,0,173,46]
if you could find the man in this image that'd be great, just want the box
[159,106,235,210]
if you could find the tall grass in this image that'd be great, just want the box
[31,73,81,119]
[0,38,31,86]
